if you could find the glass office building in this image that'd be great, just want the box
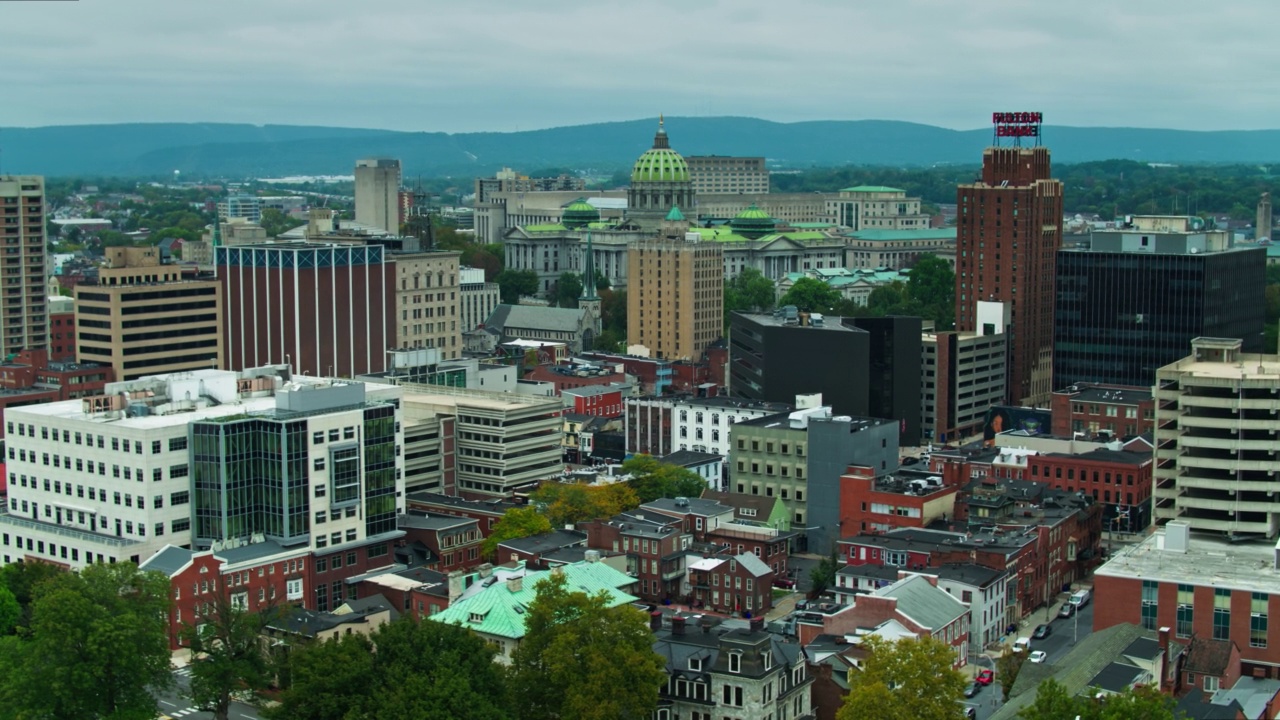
[1054,220,1265,389]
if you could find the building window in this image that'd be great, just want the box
[1214,588,1231,641]
[1253,593,1269,648]
[1141,580,1158,630]
[1177,584,1194,638]
[728,653,741,673]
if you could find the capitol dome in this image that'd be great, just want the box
[630,117,690,184]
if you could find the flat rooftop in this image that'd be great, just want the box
[400,383,562,411]
[1095,529,1280,594]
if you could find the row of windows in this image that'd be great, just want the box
[11,449,183,482]
[7,423,186,456]
[2,533,116,565]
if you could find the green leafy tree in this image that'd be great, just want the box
[808,549,839,597]
[497,268,539,304]
[0,587,18,636]
[622,454,709,503]
[181,593,275,720]
[554,272,584,308]
[906,254,956,330]
[724,267,776,328]
[996,648,1027,701]
[836,634,966,720]
[531,481,639,527]
[867,280,915,316]
[268,616,509,720]
[1085,684,1179,720]
[509,573,666,720]
[1018,678,1081,720]
[481,507,554,559]
[0,562,172,720]
[600,289,627,335]
[1019,679,1179,720]
[778,277,842,314]
[0,561,64,632]
[266,632,374,720]
[259,208,306,237]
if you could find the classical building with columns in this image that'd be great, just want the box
[500,120,854,297]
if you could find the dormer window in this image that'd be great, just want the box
[763,652,772,670]
[688,657,702,671]
[468,611,487,624]
[728,653,742,673]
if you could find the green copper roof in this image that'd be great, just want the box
[734,204,772,221]
[840,185,905,193]
[525,223,568,233]
[429,561,638,641]
[561,198,600,229]
[849,228,956,241]
[632,147,690,183]
[665,206,686,221]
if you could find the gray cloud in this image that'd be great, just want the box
[1,0,1276,132]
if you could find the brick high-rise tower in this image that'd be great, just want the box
[955,146,1063,407]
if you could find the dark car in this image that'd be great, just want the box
[1058,602,1076,619]
[772,577,797,590]
[963,681,981,698]
[1032,623,1052,640]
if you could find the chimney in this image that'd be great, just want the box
[447,569,466,603]
[750,616,765,633]
[585,549,601,563]
[672,616,687,636]
[650,610,663,632]
[506,575,523,593]
[1158,626,1171,653]
[478,563,494,578]
[550,566,565,579]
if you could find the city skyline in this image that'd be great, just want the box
[2,0,1279,133]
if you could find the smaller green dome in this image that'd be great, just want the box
[729,204,776,239]
[665,206,686,222]
[561,198,600,229]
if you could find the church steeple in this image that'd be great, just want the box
[581,231,598,301]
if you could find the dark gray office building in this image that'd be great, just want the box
[1054,217,1265,389]
[728,309,921,446]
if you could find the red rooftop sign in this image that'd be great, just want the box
[992,112,1043,146]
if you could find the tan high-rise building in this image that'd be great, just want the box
[354,158,402,234]
[626,208,723,361]
[76,247,224,380]
[391,251,462,359]
[0,175,49,355]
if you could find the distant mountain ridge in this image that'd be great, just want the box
[3,117,1280,178]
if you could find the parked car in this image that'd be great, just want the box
[772,577,797,590]
[1032,623,1052,640]
[1070,589,1091,608]
[1058,603,1076,619]
[1012,637,1032,653]
[1029,650,1048,664]
[963,681,981,698]
[975,669,995,686]
[960,704,977,719]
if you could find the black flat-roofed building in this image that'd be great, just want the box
[1054,217,1265,389]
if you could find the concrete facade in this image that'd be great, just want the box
[354,158,402,234]
[0,176,49,357]
[75,246,224,381]
[627,223,723,362]
[1153,337,1280,536]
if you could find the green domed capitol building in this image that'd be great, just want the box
[627,116,695,219]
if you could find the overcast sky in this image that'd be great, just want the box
[1,0,1275,133]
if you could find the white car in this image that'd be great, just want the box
[1028,650,1048,664]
